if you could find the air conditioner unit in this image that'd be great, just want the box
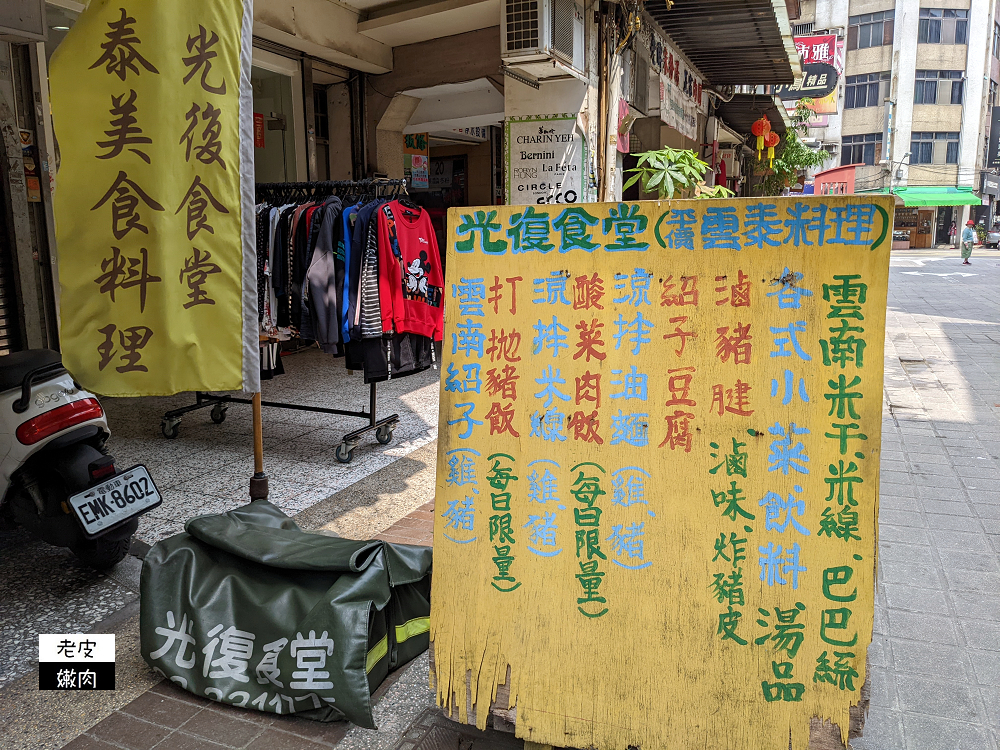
[501,0,586,82]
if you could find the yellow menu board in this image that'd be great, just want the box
[431,196,893,749]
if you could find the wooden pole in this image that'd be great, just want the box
[249,391,268,502]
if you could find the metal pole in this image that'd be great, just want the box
[249,392,268,502]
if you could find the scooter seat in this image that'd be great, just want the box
[0,349,63,393]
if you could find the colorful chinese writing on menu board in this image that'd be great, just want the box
[431,196,893,750]
[49,0,258,396]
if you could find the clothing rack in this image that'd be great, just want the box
[160,178,411,466]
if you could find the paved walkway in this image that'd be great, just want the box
[853,248,1000,750]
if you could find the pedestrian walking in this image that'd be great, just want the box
[961,219,975,264]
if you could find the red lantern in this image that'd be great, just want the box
[764,131,781,167]
[750,115,771,158]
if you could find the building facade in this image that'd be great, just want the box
[0,0,797,357]
[797,0,998,247]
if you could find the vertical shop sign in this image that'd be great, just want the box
[253,112,265,148]
[404,133,430,189]
[48,0,259,396]
[432,196,894,750]
[506,114,586,205]
[988,107,1000,169]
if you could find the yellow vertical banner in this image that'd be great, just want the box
[431,197,893,749]
[49,0,258,396]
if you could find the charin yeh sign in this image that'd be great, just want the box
[431,196,893,749]
[49,0,259,396]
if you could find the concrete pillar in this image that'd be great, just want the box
[959,0,994,187]
[328,82,354,180]
[376,94,420,178]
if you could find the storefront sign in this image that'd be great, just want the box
[433,196,894,750]
[49,0,259,396]
[253,112,265,148]
[640,24,707,139]
[404,133,430,190]
[786,35,843,115]
[429,159,454,190]
[987,107,1000,169]
[980,171,1000,197]
[506,114,586,205]
[775,63,839,101]
[795,34,837,66]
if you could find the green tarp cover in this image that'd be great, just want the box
[863,186,981,207]
[140,500,432,727]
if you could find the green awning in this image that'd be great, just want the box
[858,186,981,207]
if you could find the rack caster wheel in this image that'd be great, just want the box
[376,425,393,445]
[211,404,228,424]
[161,419,180,439]
[335,443,354,463]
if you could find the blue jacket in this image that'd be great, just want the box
[962,227,976,243]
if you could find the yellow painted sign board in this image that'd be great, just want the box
[431,197,893,749]
[49,0,258,396]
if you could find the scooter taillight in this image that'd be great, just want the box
[15,398,104,445]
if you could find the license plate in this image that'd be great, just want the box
[68,465,161,538]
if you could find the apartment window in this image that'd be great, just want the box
[994,22,1000,58]
[845,72,890,108]
[918,9,969,44]
[847,11,894,50]
[910,132,960,164]
[841,133,883,166]
[914,70,964,105]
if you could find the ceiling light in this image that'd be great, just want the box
[52,26,70,30]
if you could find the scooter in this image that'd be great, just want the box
[0,349,160,569]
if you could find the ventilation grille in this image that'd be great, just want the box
[551,0,575,59]
[792,22,814,35]
[505,0,540,51]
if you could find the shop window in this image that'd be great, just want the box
[845,72,889,109]
[847,11,893,50]
[918,9,968,45]
[841,133,882,166]
[910,132,959,164]
[914,71,964,105]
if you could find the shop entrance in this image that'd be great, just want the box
[934,206,954,246]
[251,49,306,183]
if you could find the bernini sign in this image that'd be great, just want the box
[506,114,588,205]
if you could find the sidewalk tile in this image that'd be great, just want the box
[882,584,949,615]
[950,590,1000,621]
[119,690,203,729]
[896,675,979,721]
[968,650,1000,687]
[879,543,935,565]
[960,620,1000,650]
[890,639,968,680]
[923,513,981,531]
[878,562,944,589]
[886,610,957,644]
[178,709,264,747]
[938,549,1000,573]
[61,737,122,750]
[245,727,331,750]
[153,732,230,750]
[88,713,172,750]
[928,529,991,551]
[900,713,992,750]
[878,524,929,545]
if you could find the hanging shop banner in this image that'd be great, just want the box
[641,24,707,140]
[49,0,258,396]
[787,35,843,116]
[506,114,586,205]
[404,133,430,190]
[432,196,894,750]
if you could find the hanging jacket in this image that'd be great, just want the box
[359,205,383,340]
[304,197,344,353]
[377,201,444,340]
[347,199,383,342]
